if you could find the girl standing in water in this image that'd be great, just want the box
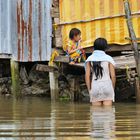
[85,38,116,106]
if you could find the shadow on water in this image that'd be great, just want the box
[0,97,140,139]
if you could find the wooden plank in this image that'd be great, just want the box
[53,43,140,52]
[36,64,58,72]
[54,18,60,24]
[55,37,63,48]
[0,54,11,59]
[52,0,59,7]
[56,44,140,53]
[51,7,59,18]
[71,55,136,69]
[52,54,136,69]
[84,44,140,53]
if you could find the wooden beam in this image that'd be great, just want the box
[36,64,58,72]
[56,43,140,54]
[0,54,11,59]
[49,72,59,101]
[124,0,140,103]
[70,55,136,70]
[53,43,140,53]
[124,0,140,71]
[84,44,140,53]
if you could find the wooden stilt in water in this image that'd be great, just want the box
[49,72,59,101]
[123,0,140,103]
[69,76,79,101]
[135,78,140,103]
[10,59,21,98]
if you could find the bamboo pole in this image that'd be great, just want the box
[56,12,140,26]
[123,0,140,103]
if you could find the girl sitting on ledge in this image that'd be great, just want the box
[66,28,86,64]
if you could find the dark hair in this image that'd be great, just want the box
[91,38,108,80]
[91,62,103,80]
[69,28,81,40]
[94,38,108,51]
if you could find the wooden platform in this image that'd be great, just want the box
[35,54,136,72]
[68,55,136,70]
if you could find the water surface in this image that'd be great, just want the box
[0,97,139,140]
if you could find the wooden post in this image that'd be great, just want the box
[49,72,59,101]
[69,76,80,101]
[123,0,140,103]
[10,59,21,98]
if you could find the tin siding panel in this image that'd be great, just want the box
[45,0,52,61]
[12,0,52,62]
[11,0,18,60]
[0,0,12,54]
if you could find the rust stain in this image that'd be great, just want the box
[21,0,24,61]
[21,2,28,62]
[17,0,28,61]
[28,0,33,61]
[38,0,42,61]
[17,1,21,61]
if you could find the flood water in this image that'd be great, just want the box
[0,97,139,140]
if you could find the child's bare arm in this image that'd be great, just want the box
[68,40,82,54]
[68,47,81,54]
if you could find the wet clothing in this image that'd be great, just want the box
[89,62,115,102]
[85,50,115,103]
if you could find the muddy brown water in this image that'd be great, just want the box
[0,97,139,140]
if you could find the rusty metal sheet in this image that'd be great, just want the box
[0,0,12,54]
[12,0,52,62]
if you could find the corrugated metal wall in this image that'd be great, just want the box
[12,0,52,62]
[59,0,140,50]
[0,0,52,61]
[0,0,12,54]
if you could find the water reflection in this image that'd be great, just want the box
[12,98,55,139]
[0,97,140,139]
[90,106,116,139]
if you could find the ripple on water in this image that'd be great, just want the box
[0,97,139,139]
